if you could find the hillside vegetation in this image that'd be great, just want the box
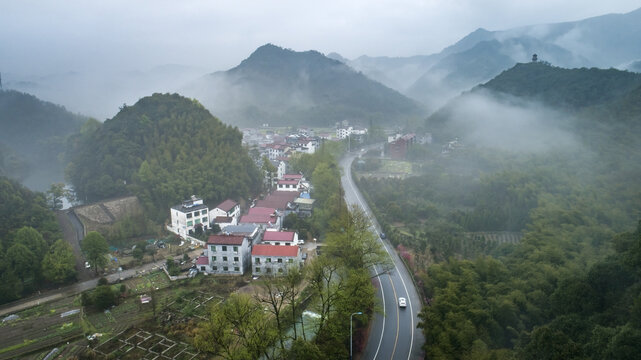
[66,93,261,220]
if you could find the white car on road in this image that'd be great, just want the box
[398,297,407,308]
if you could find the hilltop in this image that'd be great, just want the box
[65,93,261,220]
[425,62,641,144]
[182,44,425,127]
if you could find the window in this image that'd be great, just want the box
[195,218,201,224]
[202,217,207,223]
[255,267,261,273]
[211,246,216,252]
[275,242,281,246]
[201,266,205,271]
[223,256,228,261]
[234,257,239,262]
[187,221,193,226]
[223,266,228,271]
[202,209,208,214]
[255,258,261,264]
[233,246,238,252]
[266,268,272,273]
[277,258,283,263]
[187,213,192,218]
[222,246,227,251]
[194,211,200,216]
[211,256,216,262]
[234,266,239,272]
[266,258,272,263]
[212,266,218,270]
[278,268,284,273]
[288,258,293,263]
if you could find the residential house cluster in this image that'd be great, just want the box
[169,172,316,277]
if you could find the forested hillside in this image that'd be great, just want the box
[480,62,641,110]
[357,61,641,358]
[65,93,261,220]
[0,90,87,189]
[183,44,425,127]
[0,176,75,304]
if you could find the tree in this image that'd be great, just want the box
[6,243,37,287]
[255,275,290,352]
[46,182,72,210]
[81,231,109,274]
[325,205,390,271]
[42,239,76,283]
[14,226,48,259]
[93,285,116,310]
[262,156,277,189]
[194,293,278,360]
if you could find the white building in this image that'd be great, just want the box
[337,126,368,140]
[211,199,240,219]
[252,244,301,276]
[169,196,210,238]
[199,234,251,275]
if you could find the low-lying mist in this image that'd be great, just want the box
[444,90,581,153]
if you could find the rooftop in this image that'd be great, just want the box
[252,244,300,257]
[248,207,276,216]
[215,199,238,212]
[222,224,259,236]
[278,180,299,185]
[207,234,246,245]
[240,214,276,224]
[263,231,296,242]
[214,216,233,223]
[196,256,209,265]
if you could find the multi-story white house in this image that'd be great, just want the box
[202,234,251,275]
[262,230,299,246]
[252,244,301,276]
[169,196,210,238]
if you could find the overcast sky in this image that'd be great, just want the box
[1,0,640,76]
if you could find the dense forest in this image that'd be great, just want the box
[65,93,261,220]
[357,63,641,358]
[0,176,75,304]
[0,90,87,189]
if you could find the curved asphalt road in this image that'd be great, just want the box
[340,150,424,360]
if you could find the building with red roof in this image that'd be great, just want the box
[262,230,299,246]
[252,244,301,275]
[212,199,240,220]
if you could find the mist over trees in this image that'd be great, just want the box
[65,93,261,220]
[355,61,641,358]
[0,90,87,190]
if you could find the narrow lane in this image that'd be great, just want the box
[340,149,424,359]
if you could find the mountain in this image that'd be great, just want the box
[65,93,261,220]
[0,90,87,190]
[425,62,641,144]
[182,44,425,127]
[342,7,641,111]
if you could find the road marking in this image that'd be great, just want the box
[389,273,400,359]
[343,153,416,360]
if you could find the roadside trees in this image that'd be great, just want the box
[82,231,109,274]
[42,239,77,283]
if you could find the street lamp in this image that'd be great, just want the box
[350,311,363,360]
